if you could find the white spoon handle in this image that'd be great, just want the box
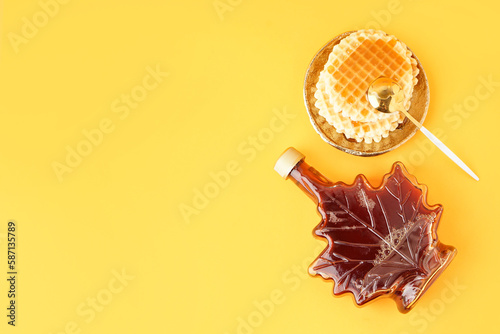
[397,108,479,181]
[419,126,479,181]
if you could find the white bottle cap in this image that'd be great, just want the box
[274,147,305,179]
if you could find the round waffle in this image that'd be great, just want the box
[314,30,419,143]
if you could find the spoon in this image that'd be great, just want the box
[367,77,479,181]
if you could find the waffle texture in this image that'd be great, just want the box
[314,30,419,143]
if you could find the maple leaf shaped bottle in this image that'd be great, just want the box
[274,147,457,313]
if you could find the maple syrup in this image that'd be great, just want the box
[275,147,457,313]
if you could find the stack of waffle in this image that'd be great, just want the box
[314,30,419,143]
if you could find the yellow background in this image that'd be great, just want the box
[0,0,498,333]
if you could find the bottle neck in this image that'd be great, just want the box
[288,160,333,204]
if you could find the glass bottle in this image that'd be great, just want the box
[274,147,457,313]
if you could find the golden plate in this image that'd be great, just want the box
[304,31,429,156]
